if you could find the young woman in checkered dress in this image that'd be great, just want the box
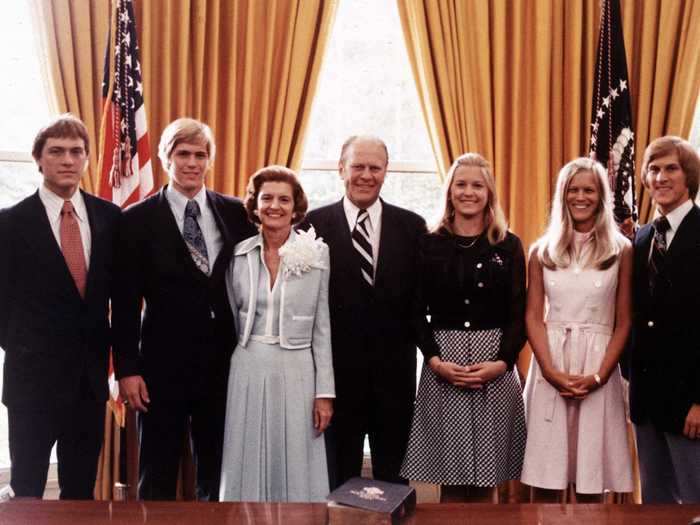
[400,153,527,502]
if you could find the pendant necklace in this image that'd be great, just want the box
[456,232,482,249]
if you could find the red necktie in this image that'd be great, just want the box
[60,200,87,298]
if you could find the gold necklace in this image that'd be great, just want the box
[456,232,482,249]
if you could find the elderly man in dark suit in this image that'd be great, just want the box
[302,136,426,487]
[630,135,700,503]
[112,118,255,501]
[0,115,121,499]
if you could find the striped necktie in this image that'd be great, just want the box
[648,215,670,294]
[352,209,374,287]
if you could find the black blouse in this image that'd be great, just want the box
[414,228,527,369]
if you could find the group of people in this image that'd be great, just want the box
[0,114,698,505]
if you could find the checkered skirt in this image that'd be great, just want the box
[400,328,526,486]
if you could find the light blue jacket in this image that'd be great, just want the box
[225,231,334,396]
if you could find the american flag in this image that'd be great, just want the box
[98,0,153,426]
[98,0,153,209]
[589,0,638,236]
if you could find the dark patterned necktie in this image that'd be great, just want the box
[184,199,210,275]
[648,215,670,294]
[352,209,374,287]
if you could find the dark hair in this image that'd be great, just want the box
[642,135,700,200]
[244,165,308,225]
[32,114,89,161]
[338,135,389,166]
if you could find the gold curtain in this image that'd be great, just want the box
[29,0,110,193]
[133,0,339,196]
[620,0,700,223]
[31,0,338,501]
[31,0,338,197]
[398,0,700,247]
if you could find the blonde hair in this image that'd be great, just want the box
[536,157,625,270]
[158,117,216,170]
[435,153,507,245]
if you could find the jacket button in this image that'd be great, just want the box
[647,320,654,327]
[476,263,483,269]
[464,321,471,328]
[477,282,484,288]
[211,310,216,319]
[464,298,470,305]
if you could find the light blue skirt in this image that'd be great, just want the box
[219,340,329,502]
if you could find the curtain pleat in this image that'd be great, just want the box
[29,0,110,193]
[398,0,699,246]
[134,0,337,196]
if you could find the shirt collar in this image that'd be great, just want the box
[342,196,382,230]
[39,184,87,224]
[234,229,296,256]
[166,184,207,220]
[660,198,693,233]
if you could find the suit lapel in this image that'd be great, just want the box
[19,192,83,301]
[83,191,104,301]
[206,189,233,280]
[328,200,358,279]
[238,237,262,344]
[635,224,653,263]
[667,205,700,261]
[375,200,396,289]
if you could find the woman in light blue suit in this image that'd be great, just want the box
[219,166,334,502]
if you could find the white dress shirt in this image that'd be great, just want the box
[343,196,382,275]
[166,184,223,266]
[39,184,91,268]
[660,198,693,248]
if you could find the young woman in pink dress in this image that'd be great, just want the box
[521,157,634,501]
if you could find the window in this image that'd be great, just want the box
[299,0,443,225]
[0,1,53,473]
[0,1,49,208]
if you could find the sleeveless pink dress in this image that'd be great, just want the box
[521,235,633,493]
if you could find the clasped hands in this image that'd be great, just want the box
[428,357,507,388]
[543,368,602,400]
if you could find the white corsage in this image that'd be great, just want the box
[278,226,327,279]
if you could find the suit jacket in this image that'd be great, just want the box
[111,186,256,401]
[629,203,700,434]
[301,199,426,405]
[0,190,121,409]
[226,231,334,396]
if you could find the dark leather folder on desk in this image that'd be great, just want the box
[327,477,416,525]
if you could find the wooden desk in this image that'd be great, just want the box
[0,501,699,524]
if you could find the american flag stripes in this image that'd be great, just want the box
[98,0,153,426]
[589,0,638,235]
[98,0,153,209]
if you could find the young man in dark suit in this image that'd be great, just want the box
[0,115,121,499]
[302,136,426,487]
[112,118,256,500]
[630,135,700,503]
